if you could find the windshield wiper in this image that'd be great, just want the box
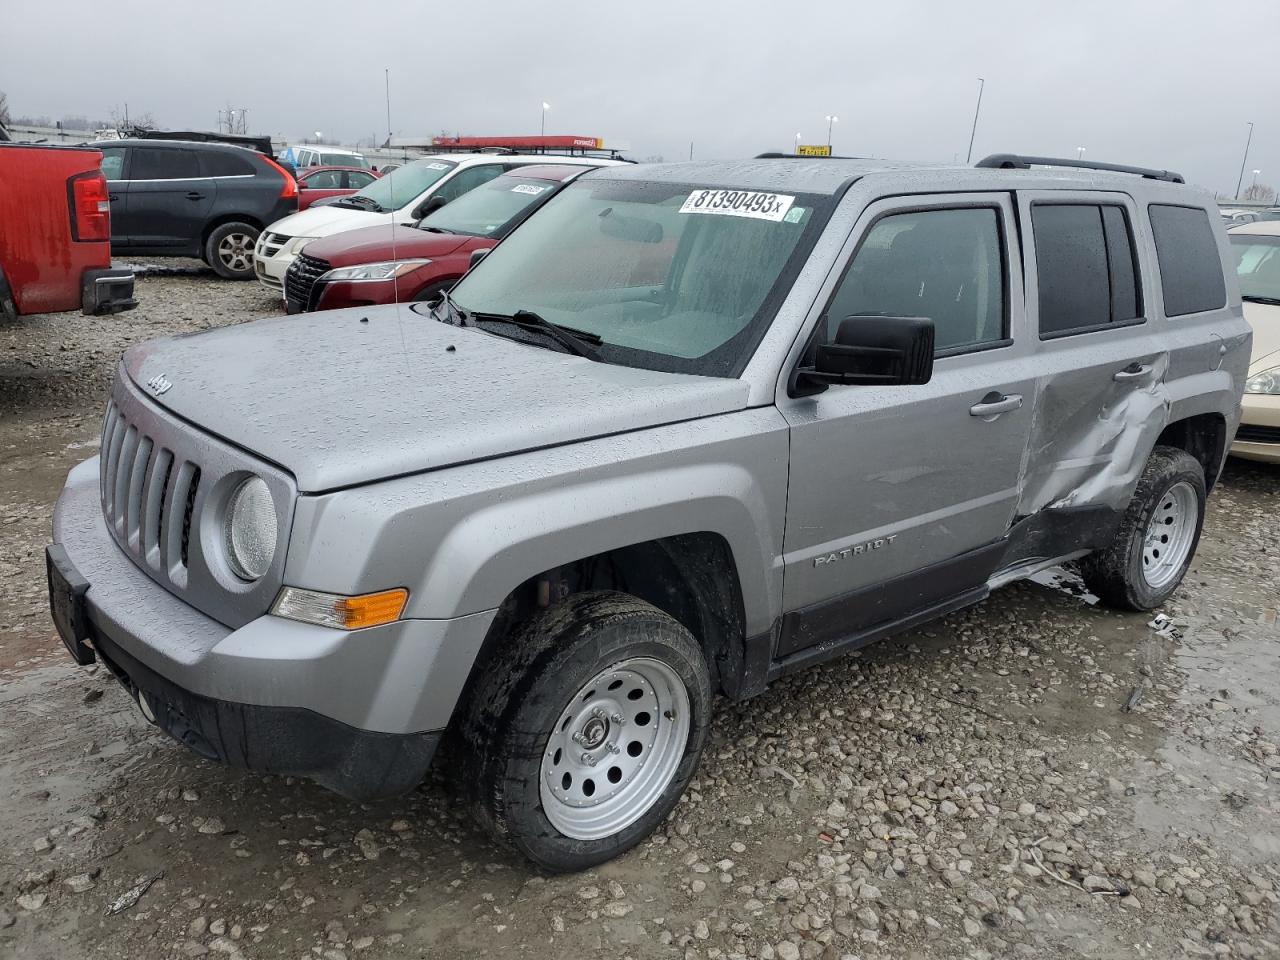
[416,224,455,234]
[1242,294,1280,306]
[432,288,471,327]
[472,309,602,360]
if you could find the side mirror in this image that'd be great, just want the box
[415,195,449,219]
[469,247,491,269]
[793,316,934,396]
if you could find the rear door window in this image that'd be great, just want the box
[1032,203,1143,337]
[129,147,200,180]
[1148,204,1227,317]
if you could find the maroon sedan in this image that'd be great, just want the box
[284,165,593,313]
[296,165,381,211]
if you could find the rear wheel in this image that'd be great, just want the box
[460,592,711,872]
[205,222,259,280]
[1079,446,1206,611]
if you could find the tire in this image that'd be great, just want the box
[459,591,711,872]
[411,279,455,302]
[1079,445,1206,611]
[204,222,260,280]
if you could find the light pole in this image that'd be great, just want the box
[1252,169,1261,190]
[1076,146,1086,160]
[794,132,802,154]
[1235,122,1255,199]
[385,68,392,146]
[965,78,985,164]
[541,102,550,137]
[824,115,838,149]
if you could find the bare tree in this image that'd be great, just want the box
[0,91,10,127]
[1243,182,1277,203]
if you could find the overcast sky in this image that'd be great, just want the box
[2,0,1277,195]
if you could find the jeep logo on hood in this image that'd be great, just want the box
[146,373,173,396]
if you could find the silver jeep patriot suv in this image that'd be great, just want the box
[48,153,1250,871]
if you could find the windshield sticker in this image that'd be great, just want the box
[511,184,549,195]
[679,189,795,222]
[783,207,806,224]
[426,162,450,170]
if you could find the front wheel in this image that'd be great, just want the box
[460,592,711,872]
[1079,446,1206,611]
[205,222,260,280]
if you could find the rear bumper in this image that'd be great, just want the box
[80,267,136,316]
[1231,393,1280,464]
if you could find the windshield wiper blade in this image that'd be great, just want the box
[473,309,602,359]
[416,224,455,234]
[1242,294,1280,306]
[341,195,383,211]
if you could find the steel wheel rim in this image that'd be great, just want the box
[539,657,691,841]
[218,233,255,272]
[1141,480,1198,590]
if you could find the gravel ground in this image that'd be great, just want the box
[1,272,1278,960]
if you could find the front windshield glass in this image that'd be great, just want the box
[421,175,562,237]
[447,179,828,376]
[351,159,457,210]
[1232,234,1280,301]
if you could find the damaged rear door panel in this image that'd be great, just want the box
[1016,191,1173,515]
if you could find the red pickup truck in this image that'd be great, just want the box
[0,142,135,320]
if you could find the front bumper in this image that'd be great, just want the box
[81,268,137,316]
[50,457,497,799]
[1231,393,1280,464]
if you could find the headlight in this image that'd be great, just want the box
[1244,366,1280,395]
[224,476,277,581]
[319,259,432,282]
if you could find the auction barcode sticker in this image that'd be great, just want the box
[679,189,795,222]
[511,184,549,195]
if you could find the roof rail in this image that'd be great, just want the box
[976,153,1184,184]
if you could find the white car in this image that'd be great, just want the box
[254,153,610,293]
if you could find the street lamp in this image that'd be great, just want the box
[541,102,550,137]
[1076,146,1086,160]
[1235,122,1255,200]
[794,132,802,153]
[1252,169,1261,189]
[825,115,838,148]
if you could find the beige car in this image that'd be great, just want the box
[1229,221,1280,462]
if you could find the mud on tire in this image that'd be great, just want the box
[457,591,711,873]
[1079,445,1206,611]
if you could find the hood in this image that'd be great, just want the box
[1242,299,1280,373]
[303,224,473,267]
[267,203,391,240]
[123,306,749,492]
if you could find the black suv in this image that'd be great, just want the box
[92,139,297,280]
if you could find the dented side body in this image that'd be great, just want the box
[49,158,1249,799]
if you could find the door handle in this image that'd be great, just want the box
[969,392,1023,418]
[184,192,206,201]
[108,193,120,202]
[1113,363,1152,382]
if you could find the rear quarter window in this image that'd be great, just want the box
[1148,204,1227,317]
[198,151,256,177]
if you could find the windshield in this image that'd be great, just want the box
[420,175,563,237]
[1231,234,1280,301]
[352,159,457,210]
[447,179,828,376]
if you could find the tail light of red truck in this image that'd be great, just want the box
[67,170,111,243]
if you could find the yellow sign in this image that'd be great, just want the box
[796,144,832,157]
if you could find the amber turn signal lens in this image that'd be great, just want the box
[271,586,409,631]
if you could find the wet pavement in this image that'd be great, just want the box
[1,275,1278,960]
